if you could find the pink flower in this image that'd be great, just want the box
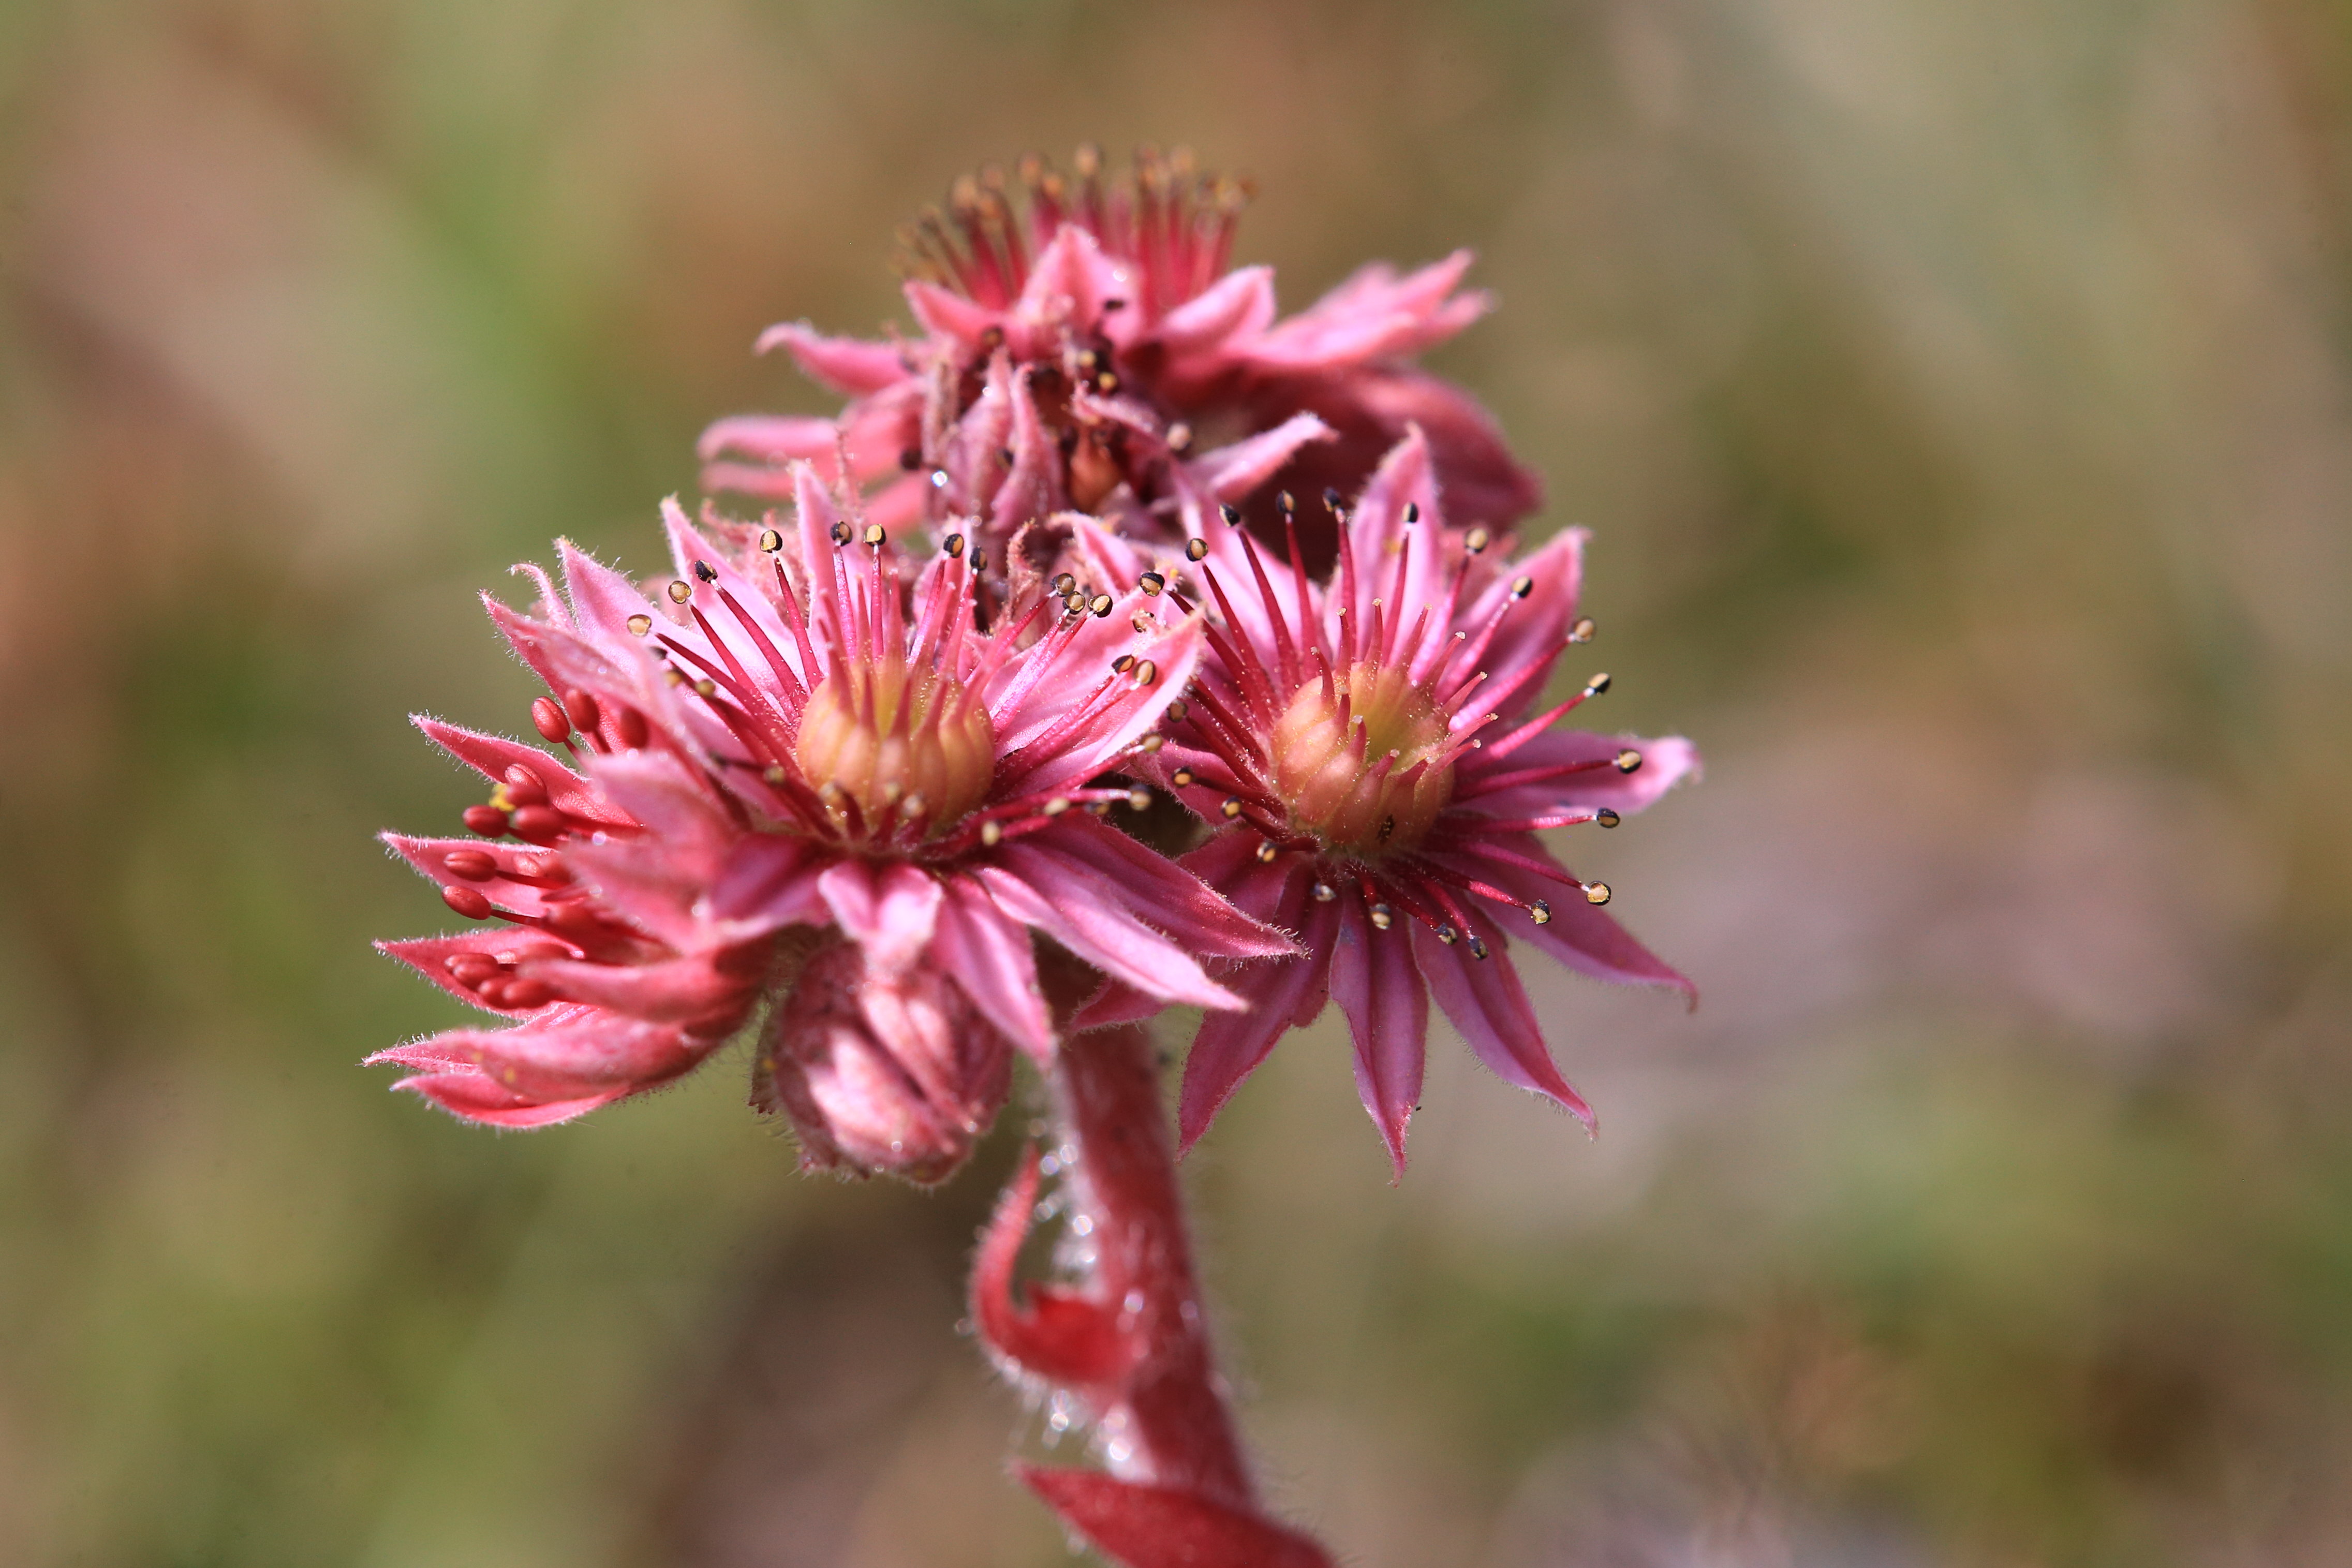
[697,145,1537,567]
[372,475,1291,1179]
[1112,430,1699,1173]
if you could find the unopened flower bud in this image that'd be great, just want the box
[754,941,1012,1185]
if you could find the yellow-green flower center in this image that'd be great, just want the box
[793,657,994,832]
[1270,661,1455,854]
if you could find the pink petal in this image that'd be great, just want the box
[1246,250,1485,368]
[412,718,622,826]
[518,953,752,1024]
[933,876,1053,1062]
[555,538,664,653]
[1458,527,1584,711]
[386,1066,630,1128]
[816,859,943,978]
[1151,264,1276,361]
[751,319,910,395]
[975,858,1242,1014]
[659,498,809,694]
[380,835,574,921]
[1011,227,1113,351]
[1407,920,1594,1130]
[694,412,838,465]
[1184,412,1335,501]
[1018,1469,1335,1568]
[1179,883,1340,1155]
[1020,818,1296,961]
[375,930,572,1015]
[1466,836,1695,998]
[1328,896,1429,1176]
[1456,730,1700,819]
[988,364,1065,539]
[1338,428,1444,643]
[903,278,1002,347]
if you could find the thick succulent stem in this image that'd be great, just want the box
[972,1020,1336,1566]
[1049,1021,1255,1504]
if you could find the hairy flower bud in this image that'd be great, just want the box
[755,938,1013,1184]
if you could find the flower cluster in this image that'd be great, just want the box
[375,144,1692,1181]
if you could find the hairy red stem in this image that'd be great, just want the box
[1050,1022,1255,1504]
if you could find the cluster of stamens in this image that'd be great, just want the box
[896,143,1253,320]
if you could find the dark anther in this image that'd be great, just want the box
[1185,538,1208,561]
[693,559,719,583]
[830,520,854,546]
[1140,572,1164,596]
[758,528,783,553]
[944,532,966,557]
[1220,504,1241,527]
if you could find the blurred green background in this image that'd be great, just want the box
[5,1,2351,1563]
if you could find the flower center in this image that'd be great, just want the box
[793,656,995,834]
[1270,661,1455,854]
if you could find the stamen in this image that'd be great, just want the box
[1583,882,1612,905]
[626,614,653,637]
[666,580,692,604]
